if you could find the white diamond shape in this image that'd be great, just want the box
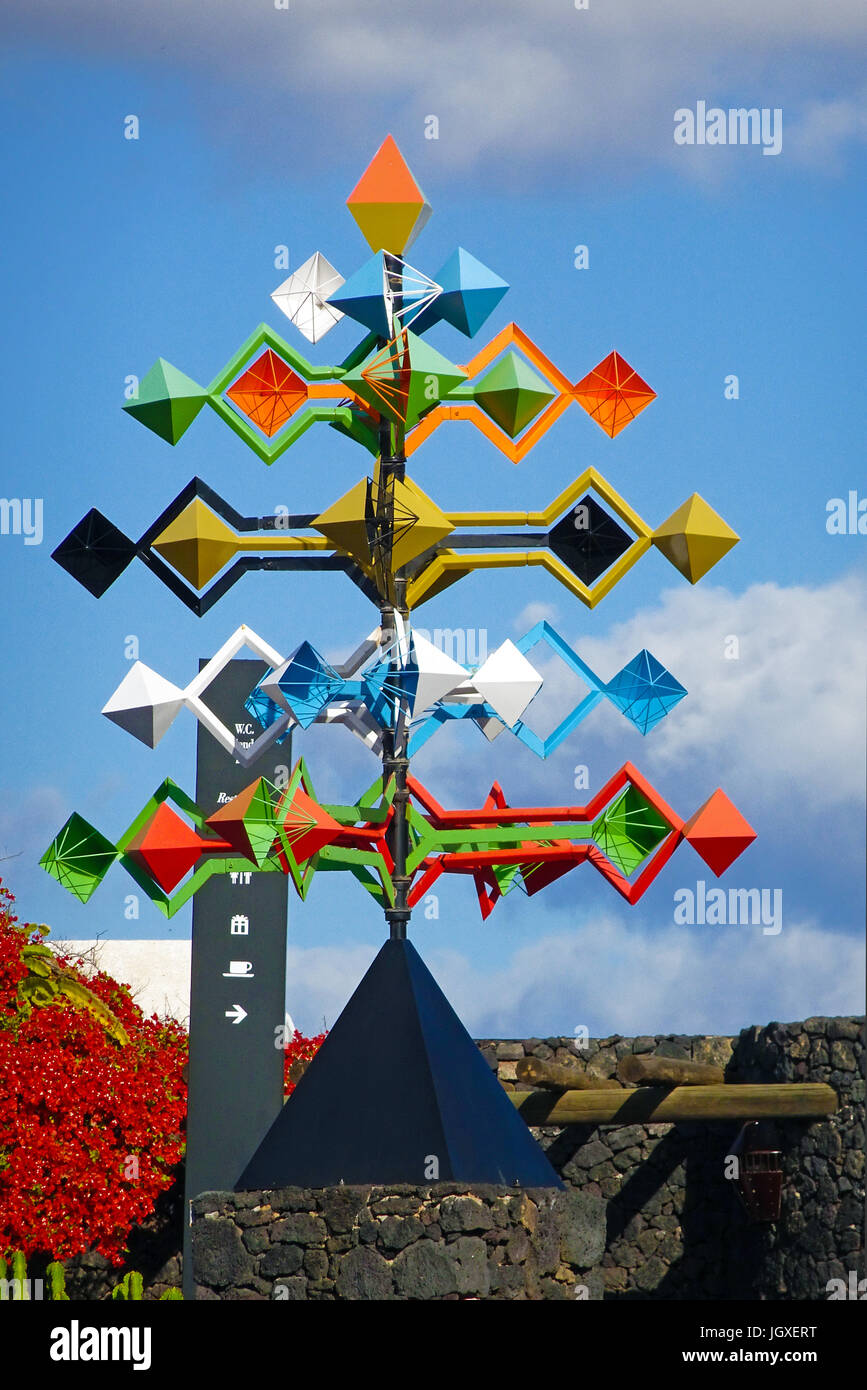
[409,632,468,717]
[471,640,543,728]
[271,252,345,343]
[102,662,185,748]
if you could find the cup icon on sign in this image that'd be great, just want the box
[222,960,254,979]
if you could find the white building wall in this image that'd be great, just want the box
[49,940,192,1024]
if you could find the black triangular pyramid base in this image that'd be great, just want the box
[237,938,563,1190]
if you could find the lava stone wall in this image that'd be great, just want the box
[480,1015,865,1300]
[62,1015,863,1299]
[190,1185,606,1300]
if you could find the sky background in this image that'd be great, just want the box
[0,0,864,1039]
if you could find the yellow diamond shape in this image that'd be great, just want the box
[313,474,453,576]
[387,476,454,570]
[652,494,739,583]
[312,478,373,569]
[152,498,238,589]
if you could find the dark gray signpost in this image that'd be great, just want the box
[182,659,290,1300]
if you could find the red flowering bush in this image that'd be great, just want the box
[0,880,187,1265]
[283,1027,326,1095]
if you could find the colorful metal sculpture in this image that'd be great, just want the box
[53,471,739,613]
[47,130,751,944]
[96,619,688,763]
[44,136,754,1188]
[113,319,659,465]
[41,761,755,921]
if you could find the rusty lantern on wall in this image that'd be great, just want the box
[730,1121,784,1222]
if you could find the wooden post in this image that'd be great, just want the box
[510,1083,838,1126]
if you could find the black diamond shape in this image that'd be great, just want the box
[52,509,136,598]
[548,494,632,585]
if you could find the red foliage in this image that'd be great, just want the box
[0,881,187,1265]
[0,878,328,1265]
[282,1027,327,1096]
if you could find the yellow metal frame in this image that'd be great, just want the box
[407,468,654,608]
[147,465,730,610]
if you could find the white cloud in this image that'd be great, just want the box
[430,913,865,1037]
[280,912,864,1040]
[513,600,560,632]
[285,941,379,1034]
[570,574,867,813]
[789,92,867,172]
[7,0,867,180]
[421,574,866,823]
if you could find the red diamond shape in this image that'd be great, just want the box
[125,802,203,893]
[226,349,307,437]
[682,789,756,876]
[274,785,342,866]
[573,352,656,438]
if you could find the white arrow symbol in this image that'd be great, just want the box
[225,1004,247,1025]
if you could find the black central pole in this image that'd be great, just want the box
[380,251,411,942]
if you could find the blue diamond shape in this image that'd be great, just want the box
[606,650,687,734]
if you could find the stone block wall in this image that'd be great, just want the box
[190,1184,606,1300]
[478,1015,865,1299]
[54,1014,863,1299]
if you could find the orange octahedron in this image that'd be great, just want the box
[226,349,308,437]
[346,134,432,256]
[573,351,656,438]
[206,778,277,866]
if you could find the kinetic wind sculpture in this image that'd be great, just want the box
[53,470,737,613]
[44,136,754,1187]
[95,618,690,762]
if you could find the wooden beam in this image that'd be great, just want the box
[617,1055,725,1087]
[509,1083,838,1125]
[516,1057,623,1091]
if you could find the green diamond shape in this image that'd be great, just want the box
[592,786,670,876]
[474,352,555,437]
[343,331,467,430]
[40,812,118,903]
[242,781,278,866]
[123,358,208,445]
[492,862,525,895]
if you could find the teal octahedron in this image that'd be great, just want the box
[122,358,209,445]
[412,247,509,337]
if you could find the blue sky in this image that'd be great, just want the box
[0,0,864,1037]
